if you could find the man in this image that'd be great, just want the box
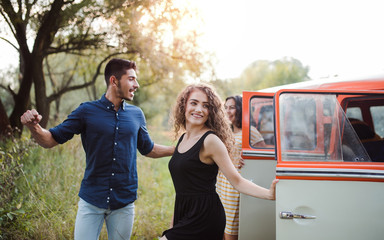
[20,58,174,240]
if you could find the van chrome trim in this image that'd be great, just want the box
[276,167,384,179]
[280,211,316,219]
[242,150,275,158]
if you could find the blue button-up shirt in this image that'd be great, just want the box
[49,94,154,209]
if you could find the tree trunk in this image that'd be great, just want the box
[0,98,11,138]
[9,54,34,133]
[33,59,50,128]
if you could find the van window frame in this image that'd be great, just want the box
[274,89,384,181]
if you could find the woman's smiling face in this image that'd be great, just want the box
[224,98,236,125]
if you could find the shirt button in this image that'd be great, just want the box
[114,142,117,145]
[110,188,113,191]
[116,127,118,130]
[107,200,109,203]
[113,158,116,161]
[107,106,110,109]
[107,197,110,200]
[116,113,119,116]
[112,173,114,176]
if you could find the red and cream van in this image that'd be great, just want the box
[239,74,384,240]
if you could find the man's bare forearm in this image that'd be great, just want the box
[28,124,58,148]
[21,109,58,148]
[145,144,175,158]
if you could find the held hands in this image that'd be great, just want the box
[20,109,42,128]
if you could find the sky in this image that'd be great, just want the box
[190,0,384,79]
[1,0,384,80]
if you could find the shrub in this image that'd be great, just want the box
[0,136,36,239]
[1,126,176,239]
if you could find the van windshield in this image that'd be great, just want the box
[278,93,371,162]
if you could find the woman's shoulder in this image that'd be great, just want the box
[203,131,225,147]
[200,131,228,162]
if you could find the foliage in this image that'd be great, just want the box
[0,127,174,239]
[214,57,310,97]
[0,136,36,239]
[131,127,175,239]
[208,78,235,100]
[133,63,190,128]
[0,0,210,132]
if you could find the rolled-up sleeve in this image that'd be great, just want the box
[137,125,154,155]
[49,104,84,144]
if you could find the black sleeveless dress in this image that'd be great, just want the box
[162,131,226,240]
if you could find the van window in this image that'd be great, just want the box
[250,97,274,148]
[278,93,371,162]
[280,95,317,151]
[346,107,363,121]
[371,106,384,138]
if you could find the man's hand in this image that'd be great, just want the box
[21,109,42,128]
[20,109,58,148]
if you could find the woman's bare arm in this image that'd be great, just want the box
[201,134,277,200]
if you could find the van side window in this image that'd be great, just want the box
[343,96,384,162]
[280,96,317,151]
[346,107,363,121]
[371,106,384,138]
[250,97,274,148]
[278,93,371,162]
[258,105,274,146]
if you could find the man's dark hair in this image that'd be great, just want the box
[104,58,137,86]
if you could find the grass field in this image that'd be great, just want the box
[0,126,175,240]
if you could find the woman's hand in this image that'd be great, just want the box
[269,179,279,200]
[237,157,245,169]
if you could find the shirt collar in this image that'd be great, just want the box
[100,94,126,111]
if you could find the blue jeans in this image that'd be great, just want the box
[74,198,135,240]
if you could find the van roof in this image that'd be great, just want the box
[259,73,384,93]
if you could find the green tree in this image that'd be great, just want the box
[0,0,208,135]
[241,57,310,91]
[214,57,310,96]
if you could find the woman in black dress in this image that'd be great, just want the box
[161,84,278,240]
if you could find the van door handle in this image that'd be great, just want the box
[280,211,316,219]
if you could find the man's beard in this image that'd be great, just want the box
[117,81,133,101]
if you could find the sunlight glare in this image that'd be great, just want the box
[186,0,384,80]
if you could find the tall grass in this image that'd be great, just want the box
[0,126,175,239]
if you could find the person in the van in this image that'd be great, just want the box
[160,84,277,240]
[216,95,266,240]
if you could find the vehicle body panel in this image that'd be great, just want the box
[239,91,276,239]
[274,89,384,240]
[239,76,384,240]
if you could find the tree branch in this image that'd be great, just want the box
[0,36,19,51]
[46,52,125,103]
[0,83,16,97]
[1,0,21,40]
[47,34,106,55]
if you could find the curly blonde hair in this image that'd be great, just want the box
[171,83,234,154]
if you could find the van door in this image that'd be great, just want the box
[239,91,276,240]
[274,89,384,240]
